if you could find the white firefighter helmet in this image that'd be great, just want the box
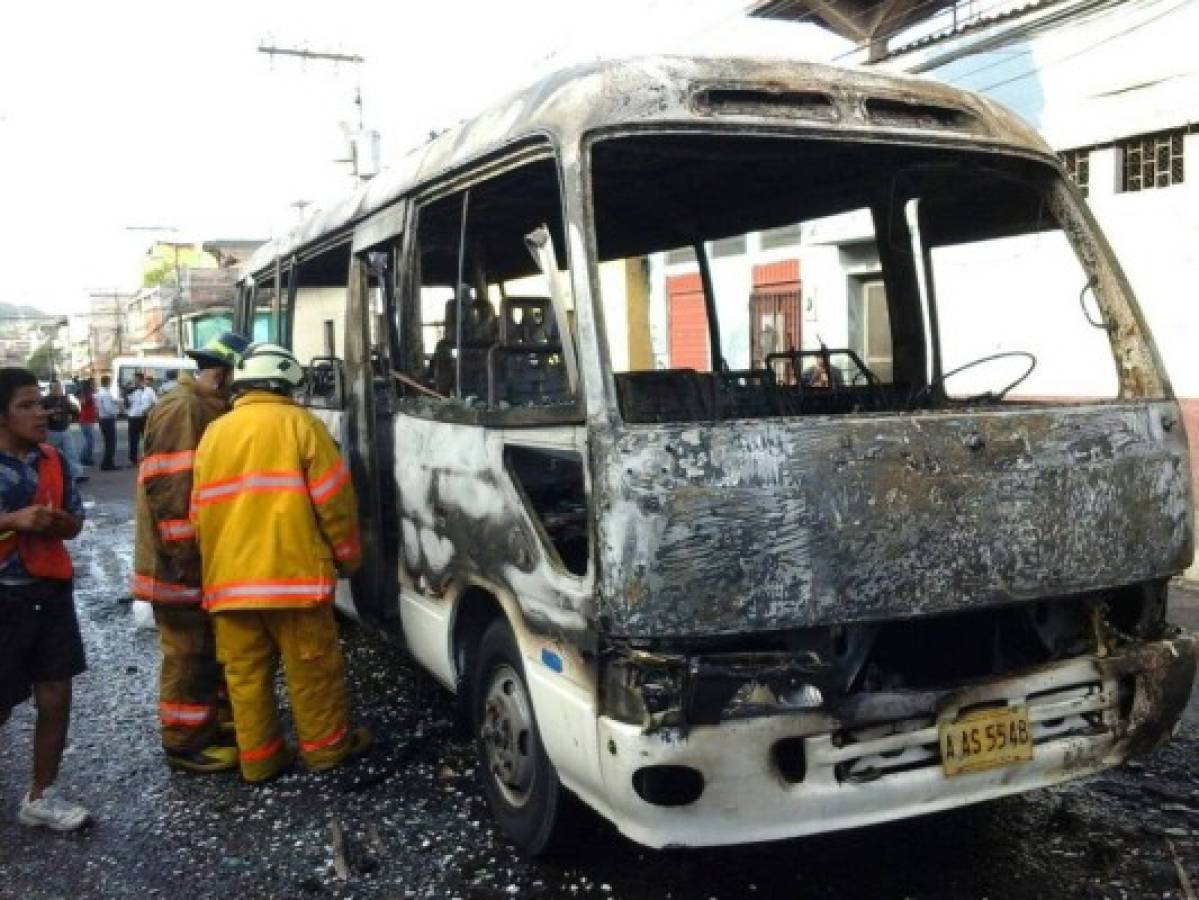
[231,342,306,391]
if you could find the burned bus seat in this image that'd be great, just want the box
[714,369,785,419]
[614,369,715,423]
[488,296,570,407]
[431,296,498,400]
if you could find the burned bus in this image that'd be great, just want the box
[234,56,1195,854]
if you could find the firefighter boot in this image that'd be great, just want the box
[307,726,374,773]
[165,743,239,774]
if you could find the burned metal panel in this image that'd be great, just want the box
[392,415,595,643]
[1096,634,1197,757]
[1046,182,1172,399]
[595,401,1194,638]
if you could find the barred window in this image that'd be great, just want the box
[1060,149,1089,198]
[1120,130,1185,192]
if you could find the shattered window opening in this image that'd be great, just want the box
[589,133,1128,422]
[400,155,579,415]
[286,243,353,372]
[910,179,1119,402]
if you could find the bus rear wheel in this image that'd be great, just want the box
[472,618,566,856]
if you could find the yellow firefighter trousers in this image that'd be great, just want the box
[212,605,352,782]
[154,604,228,754]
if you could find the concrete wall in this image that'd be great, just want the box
[292,286,347,365]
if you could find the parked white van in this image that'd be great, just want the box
[109,356,196,401]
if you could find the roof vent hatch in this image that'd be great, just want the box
[863,98,977,131]
[693,87,838,121]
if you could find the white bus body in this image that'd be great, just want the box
[233,56,1195,855]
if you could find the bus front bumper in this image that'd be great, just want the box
[591,633,1195,849]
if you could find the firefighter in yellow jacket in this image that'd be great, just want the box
[191,343,370,782]
[132,331,249,773]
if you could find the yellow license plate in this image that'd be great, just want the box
[939,705,1034,776]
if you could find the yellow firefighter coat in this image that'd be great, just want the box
[132,372,228,604]
[191,391,361,612]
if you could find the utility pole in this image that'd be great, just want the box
[257,42,377,182]
[84,287,132,374]
[126,226,186,355]
[170,243,186,355]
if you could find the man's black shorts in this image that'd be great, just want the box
[0,580,86,712]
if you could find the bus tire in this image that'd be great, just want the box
[472,618,566,856]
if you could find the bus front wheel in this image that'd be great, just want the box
[472,618,566,856]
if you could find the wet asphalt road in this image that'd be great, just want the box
[2,452,1199,899]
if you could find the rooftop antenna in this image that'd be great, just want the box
[257,42,378,182]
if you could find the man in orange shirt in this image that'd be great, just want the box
[0,367,89,830]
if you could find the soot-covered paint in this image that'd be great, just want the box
[595,401,1193,639]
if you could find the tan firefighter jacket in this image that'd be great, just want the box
[132,372,229,604]
[190,390,361,612]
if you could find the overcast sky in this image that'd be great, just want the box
[0,1,845,316]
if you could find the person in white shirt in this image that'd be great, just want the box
[97,375,124,470]
[125,373,157,465]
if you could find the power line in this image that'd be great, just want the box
[941,0,1176,87]
[829,0,1020,62]
[690,0,1019,67]
[258,41,373,181]
[0,311,127,322]
[257,44,364,65]
[904,0,1119,72]
[973,0,1189,91]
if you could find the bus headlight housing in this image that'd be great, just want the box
[601,650,686,728]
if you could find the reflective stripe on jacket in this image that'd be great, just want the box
[0,443,73,580]
[191,390,361,613]
[132,373,228,604]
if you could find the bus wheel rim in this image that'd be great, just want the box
[482,663,536,808]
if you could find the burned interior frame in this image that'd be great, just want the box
[301,355,346,409]
[394,148,585,426]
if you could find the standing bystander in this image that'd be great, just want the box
[192,344,371,782]
[41,381,84,484]
[0,367,90,830]
[125,373,157,465]
[97,375,123,471]
[75,379,98,469]
[132,332,249,772]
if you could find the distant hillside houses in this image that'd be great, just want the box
[0,302,57,369]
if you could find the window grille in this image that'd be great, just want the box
[1120,130,1185,192]
[749,289,801,371]
[1060,149,1090,198]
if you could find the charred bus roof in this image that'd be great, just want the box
[241,54,1052,279]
